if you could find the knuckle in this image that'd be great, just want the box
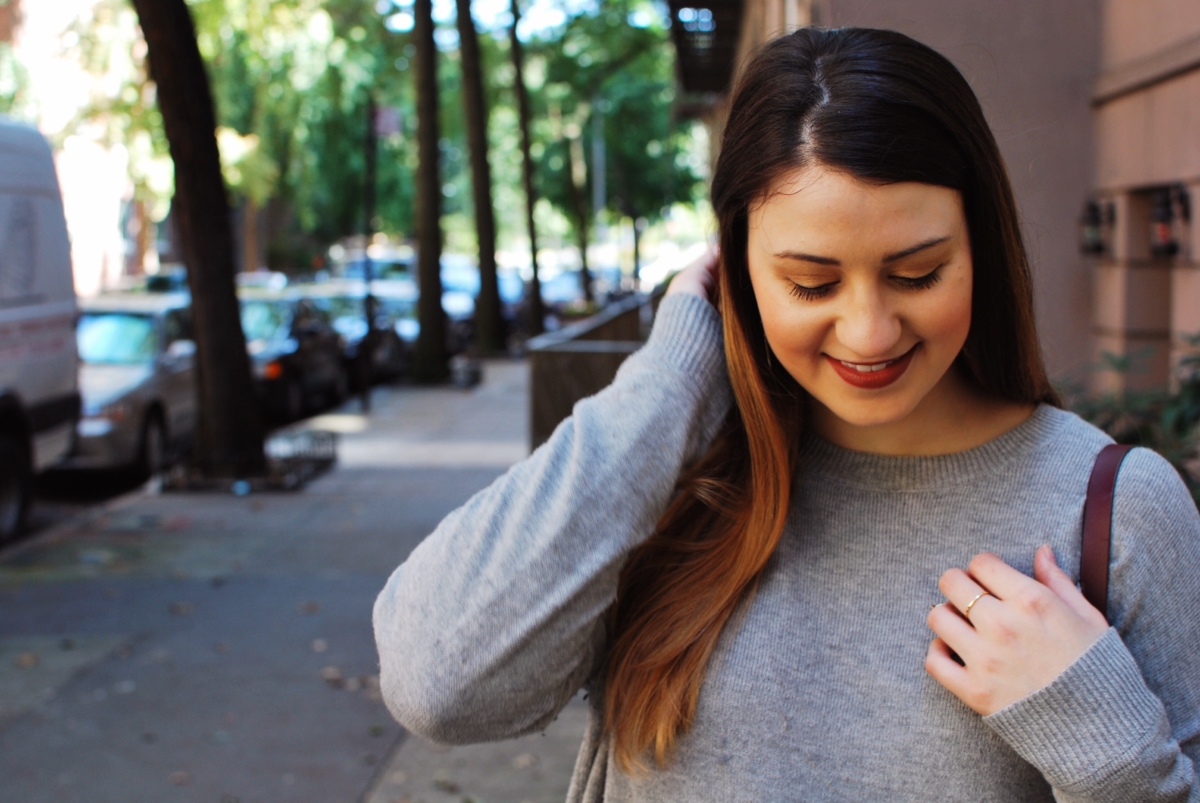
[991,619,1020,645]
[1014,588,1050,616]
[981,654,1006,676]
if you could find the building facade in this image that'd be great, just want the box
[1089,0,1200,392]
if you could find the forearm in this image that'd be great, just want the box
[986,629,1198,803]
[373,293,732,744]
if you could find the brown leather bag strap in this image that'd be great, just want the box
[1080,443,1135,622]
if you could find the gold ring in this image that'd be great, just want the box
[962,591,990,619]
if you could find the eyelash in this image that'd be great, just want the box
[787,265,944,301]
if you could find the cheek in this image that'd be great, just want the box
[753,291,829,368]
[913,273,973,353]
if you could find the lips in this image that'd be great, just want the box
[824,345,918,390]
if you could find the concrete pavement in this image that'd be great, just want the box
[0,359,588,803]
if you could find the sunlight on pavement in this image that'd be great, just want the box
[302,414,371,434]
[338,439,528,469]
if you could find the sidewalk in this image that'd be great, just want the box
[0,359,587,803]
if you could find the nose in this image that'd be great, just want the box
[833,285,903,360]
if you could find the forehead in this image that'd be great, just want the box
[747,165,965,258]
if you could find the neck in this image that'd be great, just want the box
[807,368,1036,456]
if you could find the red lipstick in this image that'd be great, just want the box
[824,345,917,390]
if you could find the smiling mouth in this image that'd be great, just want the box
[824,344,918,389]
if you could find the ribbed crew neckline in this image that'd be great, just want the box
[798,403,1065,491]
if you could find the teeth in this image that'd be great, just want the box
[840,359,894,373]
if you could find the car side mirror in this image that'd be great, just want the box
[165,339,197,360]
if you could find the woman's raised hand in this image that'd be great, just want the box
[925,545,1110,716]
[665,243,720,304]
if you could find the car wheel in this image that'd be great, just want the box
[0,432,31,541]
[284,376,305,421]
[137,414,167,478]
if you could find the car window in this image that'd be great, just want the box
[77,313,158,364]
[240,300,290,341]
[291,301,318,333]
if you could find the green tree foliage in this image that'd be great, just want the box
[0,41,32,120]
[190,0,417,265]
[67,1,174,217]
[534,2,703,250]
[65,0,705,281]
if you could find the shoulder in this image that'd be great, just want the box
[1102,443,1200,641]
[1008,406,1112,496]
[1031,405,1113,454]
[1037,408,1199,566]
[1111,446,1198,560]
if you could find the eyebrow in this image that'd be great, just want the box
[774,236,951,266]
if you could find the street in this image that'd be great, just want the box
[0,360,586,803]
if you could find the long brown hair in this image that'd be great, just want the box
[602,27,1061,772]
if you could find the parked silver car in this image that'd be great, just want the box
[62,292,197,474]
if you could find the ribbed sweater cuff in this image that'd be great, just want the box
[639,293,725,392]
[984,628,1169,792]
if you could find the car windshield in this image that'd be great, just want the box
[77,313,157,365]
[240,300,291,341]
[320,297,366,320]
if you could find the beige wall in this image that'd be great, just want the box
[1101,0,1200,70]
[1095,72,1200,190]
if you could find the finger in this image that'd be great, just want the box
[967,552,1041,600]
[1033,545,1108,626]
[925,638,971,697]
[927,602,984,662]
[938,567,992,617]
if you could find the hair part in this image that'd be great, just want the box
[603,26,1059,773]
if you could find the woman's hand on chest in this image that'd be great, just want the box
[924,545,1109,716]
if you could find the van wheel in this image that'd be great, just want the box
[137,414,167,478]
[0,432,31,541]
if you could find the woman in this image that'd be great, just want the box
[374,27,1200,801]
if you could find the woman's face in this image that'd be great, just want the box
[745,164,973,429]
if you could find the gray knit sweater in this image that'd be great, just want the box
[373,293,1200,802]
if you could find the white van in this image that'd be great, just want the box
[0,118,80,540]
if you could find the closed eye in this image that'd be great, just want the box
[788,280,837,301]
[893,265,943,290]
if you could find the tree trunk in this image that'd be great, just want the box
[359,94,378,411]
[242,197,257,273]
[411,0,448,382]
[130,198,149,275]
[565,133,593,303]
[509,0,545,336]
[632,216,642,290]
[130,0,265,477]
[456,0,504,355]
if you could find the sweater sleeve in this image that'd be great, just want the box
[984,447,1200,802]
[372,293,732,745]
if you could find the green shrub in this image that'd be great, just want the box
[1068,341,1200,505]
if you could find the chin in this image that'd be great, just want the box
[818,396,921,429]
